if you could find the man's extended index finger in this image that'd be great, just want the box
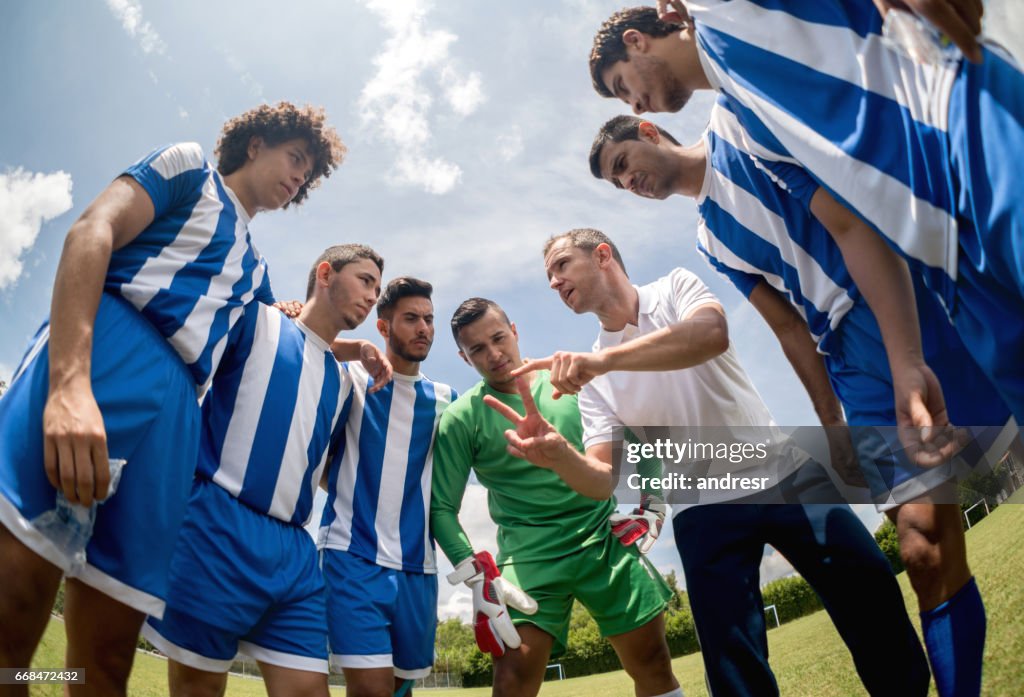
[511,358,551,378]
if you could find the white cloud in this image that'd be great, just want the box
[105,0,167,56]
[218,48,265,100]
[442,66,485,116]
[496,127,524,162]
[985,0,1023,63]
[0,169,73,290]
[358,0,485,194]
[760,546,796,585]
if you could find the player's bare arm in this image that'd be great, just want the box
[44,175,155,506]
[748,281,866,488]
[810,186,961,467]
[483,377,615,499]
[330,338,393,391]
[514,305,728,397]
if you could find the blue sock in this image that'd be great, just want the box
[920,576,986,697]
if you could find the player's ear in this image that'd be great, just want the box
[247,136,264,161]
[594,243,614,267]
[376,318,389,339]
[638,121,661,144]
[623,28,648,53]
[458,350,469,365]
[510,322,518,340]
[315,261,332,292]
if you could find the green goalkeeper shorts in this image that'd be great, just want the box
[500,530,671,657]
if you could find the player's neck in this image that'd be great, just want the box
[297,300,344,345]
[595,277,639,332]
[675,141,706,198]
[388,351,421,378]
[222,171,259,218]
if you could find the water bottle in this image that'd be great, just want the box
[32,458,126,576]
[882,9,958,66]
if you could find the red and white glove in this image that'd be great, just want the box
[609,494,666,555]
[447,551,538,657]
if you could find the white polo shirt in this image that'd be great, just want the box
[579,268,806,510]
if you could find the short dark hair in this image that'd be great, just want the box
[589,114,681,180]
[450,298,512,347]
[589,7,686,97]
[377,277,433,319]
[543,228,628,276]
[215,101,346,208]
[306,244,384,300]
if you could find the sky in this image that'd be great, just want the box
[1,1,1020,621]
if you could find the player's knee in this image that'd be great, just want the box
[344,684,392,697]
[493,656,540,696]
[168,663,228,697]
[899,528,943,580]
[622,637,673,682]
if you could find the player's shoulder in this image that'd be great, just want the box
[439,380,485,418]
[144,142,209,176]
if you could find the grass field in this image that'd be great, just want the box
[30,501,1023,696]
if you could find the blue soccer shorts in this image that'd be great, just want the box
[0,292,199,616]
[143,479,328,673]
[321,548,437,679]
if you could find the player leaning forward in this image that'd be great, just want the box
[514,229,929,697]
[0,102,344,695]
[430,298,682,697]
[143,245,386,697]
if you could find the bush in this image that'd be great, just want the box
[760,576,823,624]
[874,518,904,574]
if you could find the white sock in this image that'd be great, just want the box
[648,688,684,697]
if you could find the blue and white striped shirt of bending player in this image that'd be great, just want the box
[685,0,962,307]
[195,302,353,527]
[110,142,275,395]
[319,364,457,575]
[696,100,859,356]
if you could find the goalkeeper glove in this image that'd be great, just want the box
[447,551,538,657]
[608,494,666,554]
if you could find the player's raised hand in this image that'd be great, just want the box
[873,0,983,62]
[42,381,110,506]
[483,377,574,470]
[894,362,967,466]
[656,0,690,24]
[511,351,608,399]
[359,342,393,393]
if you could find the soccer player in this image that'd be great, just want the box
[431,298,682,697]
[0,102,344,695]
[589,3,1024,432]
[318,276,458,697]
[142,244,384,697]
[509,229,931,697]
[588,108,1019,696]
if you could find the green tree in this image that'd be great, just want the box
[874,518,904,574]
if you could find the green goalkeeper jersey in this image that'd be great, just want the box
[430,371,616,567]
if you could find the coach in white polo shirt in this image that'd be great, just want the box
[508,228,930,697]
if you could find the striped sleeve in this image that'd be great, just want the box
[122,142,209,218]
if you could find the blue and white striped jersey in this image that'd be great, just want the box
[197,302,352,526]
[319,364,457,574]
[696,100,857,355]
[108,143,275,394]
[686,0,962,306]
